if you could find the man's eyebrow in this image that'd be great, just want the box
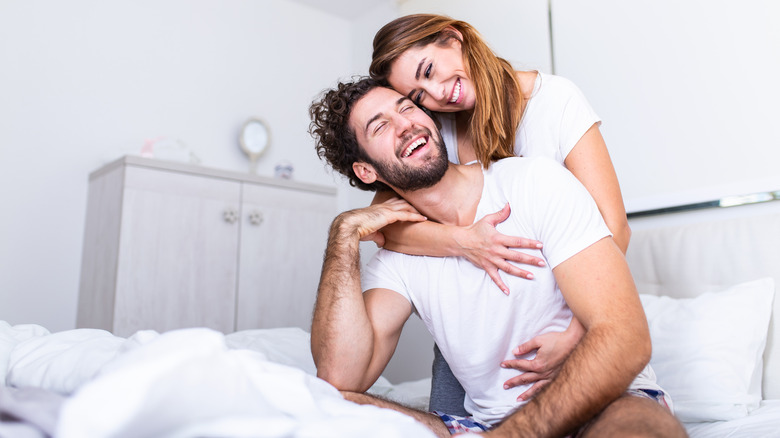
[364,112,382,134]
[363,95,410,134]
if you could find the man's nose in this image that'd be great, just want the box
[394,112,414,135]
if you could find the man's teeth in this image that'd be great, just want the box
[449,79,461,103]
[402,138,427,158]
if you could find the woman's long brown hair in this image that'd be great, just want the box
[370,14,524,167]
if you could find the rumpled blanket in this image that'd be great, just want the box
[1,322,435,438]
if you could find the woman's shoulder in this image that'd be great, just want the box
[535,72,583,96]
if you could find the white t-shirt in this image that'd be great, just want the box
[440,72,601,165]
[362,157,611,424]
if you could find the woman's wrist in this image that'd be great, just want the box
[449,225,474,258]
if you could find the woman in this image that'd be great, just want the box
[368,14,631,415]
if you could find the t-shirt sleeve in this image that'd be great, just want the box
[555,77,601,159]
[361,250,412,303]
[524,158,611,269]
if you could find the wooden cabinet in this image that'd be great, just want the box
[77,156,337,337]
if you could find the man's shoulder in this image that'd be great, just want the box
[488,156,565,179]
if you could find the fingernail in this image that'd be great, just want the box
[526,273,534,280]
[517,395,524,402]
[513,348,520,355]
[536,243,543,248]
[504,384,510,389]
[500,363,507,368]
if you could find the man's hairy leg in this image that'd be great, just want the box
[579,394,688,438]
[341,390,451,437]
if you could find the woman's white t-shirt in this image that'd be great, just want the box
[439,72,601,165]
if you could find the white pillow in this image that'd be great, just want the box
[640,277,775,422]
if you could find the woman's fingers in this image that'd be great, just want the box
[485,267,510,295]
[517,380,551,401]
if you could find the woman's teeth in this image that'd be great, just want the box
[403,138,427,158]
[449,79,461,103]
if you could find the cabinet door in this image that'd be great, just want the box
[236,183,336,331]
[113,166,241,336]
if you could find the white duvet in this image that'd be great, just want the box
[1,321,435,438]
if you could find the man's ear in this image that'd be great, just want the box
[353,162,378,185]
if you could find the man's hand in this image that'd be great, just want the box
[337,197,427,241]
[312,197,422,392]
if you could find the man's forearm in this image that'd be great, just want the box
[311,214,375,390]
[492,322,650,437]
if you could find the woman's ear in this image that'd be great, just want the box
[353,162,378,185]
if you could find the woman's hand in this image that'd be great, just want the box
[454,203,545,294]
[499,319,585,401]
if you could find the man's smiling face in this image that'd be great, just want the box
[349,86,449,192]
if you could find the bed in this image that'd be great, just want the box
[2,202,779,437]
[625,200,780,437]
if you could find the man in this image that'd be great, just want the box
[308,78,686,437]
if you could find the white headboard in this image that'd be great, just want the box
[626,201,780,400]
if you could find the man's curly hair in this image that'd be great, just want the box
[309,77,390,192]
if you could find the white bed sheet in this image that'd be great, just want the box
[6,321,779,437]
[684,400,780,438]
[2,323,436,438]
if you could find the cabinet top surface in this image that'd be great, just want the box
[90,155,337,195]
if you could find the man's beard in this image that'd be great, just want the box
[368,129,449,192]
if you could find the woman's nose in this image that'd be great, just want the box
[425,83,446,102]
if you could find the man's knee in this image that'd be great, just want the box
[580,395,688,438]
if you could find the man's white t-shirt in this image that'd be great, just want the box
[440,72,601,165]
[362,157,611,424]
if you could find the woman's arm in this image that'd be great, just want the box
[369,191,546,294]
[500,124,631,400]
[564,124,631,254]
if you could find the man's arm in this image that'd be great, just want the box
[311,199,423,392]
[489,237,651,438]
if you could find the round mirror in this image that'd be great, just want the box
[239,118,270,173]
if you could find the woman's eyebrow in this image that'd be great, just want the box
[415,58,427,80]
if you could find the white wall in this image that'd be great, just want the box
[551,0,780,213]
[0,0,353,332]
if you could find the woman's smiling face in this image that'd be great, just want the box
[387,36,476,113]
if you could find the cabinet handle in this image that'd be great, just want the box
[248,210,264,226]
[223,208,239,224]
